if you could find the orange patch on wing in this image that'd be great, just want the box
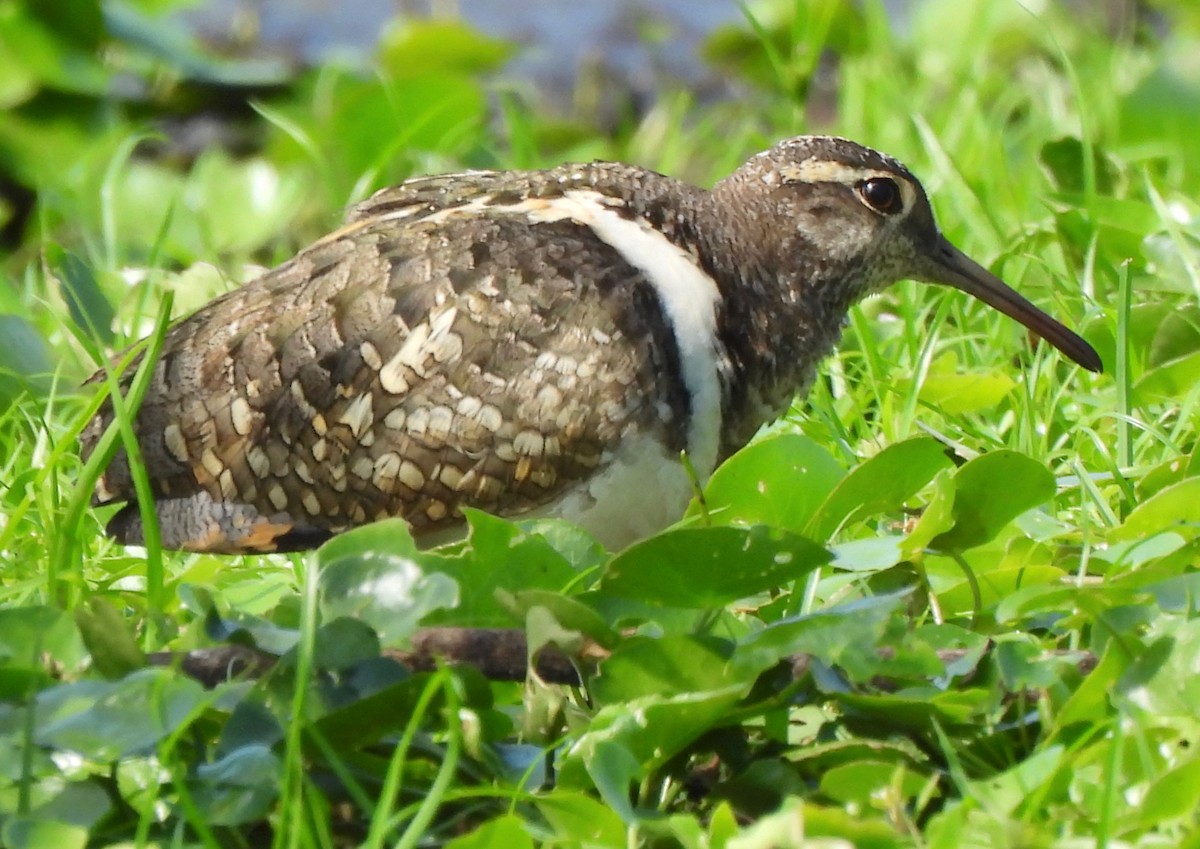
[182,518,295,554]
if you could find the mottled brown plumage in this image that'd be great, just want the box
[81,136,1100,553]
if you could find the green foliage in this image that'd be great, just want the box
[3,0,1200,846]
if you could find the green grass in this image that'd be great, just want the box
[3,0,1200,846]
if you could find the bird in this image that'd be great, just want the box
[80,135,1102,554]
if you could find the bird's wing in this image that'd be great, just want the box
[82,184,692,553]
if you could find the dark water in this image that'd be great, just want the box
[180,0,749,105]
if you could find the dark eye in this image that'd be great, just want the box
[857,177,903,215]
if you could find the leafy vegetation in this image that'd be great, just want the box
[2,0,1200,845]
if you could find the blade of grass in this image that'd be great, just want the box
[391,680,462,849]
[1115,260,1133,473]
[52,291,173,612]
[277,553,321,849]
[360,668,451,849]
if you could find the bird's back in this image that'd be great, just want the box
[82,164,716,552]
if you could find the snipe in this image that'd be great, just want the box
[81,136,1101,553]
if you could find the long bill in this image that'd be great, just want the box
[919,237,1103,373]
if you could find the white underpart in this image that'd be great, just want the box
[535,433,698,550]
[381,188,729,548]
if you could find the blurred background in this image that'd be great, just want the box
[1,0,1197,397]
[5,7,1200,844]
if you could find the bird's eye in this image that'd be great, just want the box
[857,177,903,215]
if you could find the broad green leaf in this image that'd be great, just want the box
[445,815,533,849]
[0,100,101,186]
[109,160,187,255]
[1131,757,1200,827]
[52,249,114,344]
[0,606,85,672]
[0,44,37,109]
[690,434,845,534]
[1147,303,1200,366]
[931,451,1055,551]
[601,526,830,608]
[0,6,107,95]
[1120,59,1200,190]
[1137,449,1200,502]
[308,674,448,753]
[35,669,208,760]
[1121,620,1200,722]
[901,468,956,558]
[0,314,54,402]
[965,746,1064,818]
[73,597,145,679]
[29,0,104,49]
[581,740,641,823]
[993,635,1066,690]
[919,368,1016,414]
[708,803,739,849]
[1040,137,1118,195]
[1091,533,1186,569]
[582,592,744,638]
[933,562,1066,617]
[331,73,486,171]
[0,819,88,849]
[513,590,620,648]
[535,792,626,848]
[1111,477,1200,543]
[561,684,747,816]
[515,518,608,573]
[190,744,280,826]
[712,799,902,849]
[829,535,904,572]
[819,760,927,808]
[1053,643,1130,729]
[838,687,993,731]
[111,155,302,261]
[177,583,300,654]
[311,617,380,670]
[1054,198,1159,267]
[421,511,582,626]
[788,804,906,848]
[809,437,952,539]
[711,799,807,849]
[22,781,111,833]
[378,20,514,77]
[1138,570,1200,613]
[642,813,709,849]
[186,153,302,255]
[787,738,926,773]
[708,760,805,819]
[733,594,904,679]
[1134,350,1200,403]
[216,698,285,757]
[590,635,740,704]
[994,583,1142,627]
[318,519,459,645]
[703,1,866,88]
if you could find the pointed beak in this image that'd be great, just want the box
[919,237,1102,373]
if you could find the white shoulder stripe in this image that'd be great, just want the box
[550,190,725,479]
[383,188,727,478]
